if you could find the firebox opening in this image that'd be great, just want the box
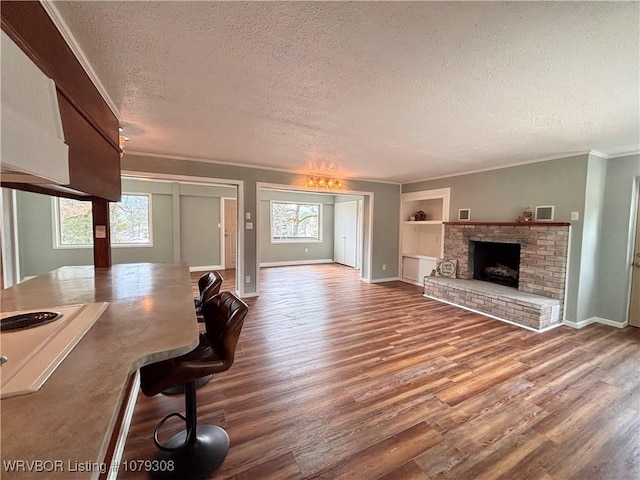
[472,241,521,288]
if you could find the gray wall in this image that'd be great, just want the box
[403,153,640,325]
[122,154,401,293]
[16,189,93,276]
[259,190,335,265]
[15,178,236,278]
[597,154,640,323]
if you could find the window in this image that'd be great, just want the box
[109,194,151,244]
[54,194,152,247]
[55,197,93,246]
[270,201,321,243]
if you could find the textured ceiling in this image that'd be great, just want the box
[51,1,639,183]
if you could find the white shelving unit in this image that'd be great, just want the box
[399,188,450,286]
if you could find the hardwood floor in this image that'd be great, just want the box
[119,264,640,479]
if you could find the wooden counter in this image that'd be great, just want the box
[0,263,200,479]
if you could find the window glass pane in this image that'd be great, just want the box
[56,194,151,247]
[57,198,93,245]
[109,195,150,244]
[271,202,320,241]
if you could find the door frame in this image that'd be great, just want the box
[626,175,640,325]
[0,188,21,287]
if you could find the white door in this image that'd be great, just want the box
[334,201,358,268]
[629,191,640,327]
[224,198,237,269]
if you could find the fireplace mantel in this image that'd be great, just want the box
[444,221,571,227]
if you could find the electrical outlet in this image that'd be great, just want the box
[382,264,387,271]
[246,222,253,230]
[245,275,251,284]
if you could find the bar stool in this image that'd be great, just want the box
[161,271,224,395]
[140,292,249,480]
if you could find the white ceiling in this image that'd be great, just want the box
[50,1,639,183]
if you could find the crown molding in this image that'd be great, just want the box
[607,150,640,159]
[405,151,593,185]
[588,150,610,159]
[124,150,401,185]
[39,0,120,119]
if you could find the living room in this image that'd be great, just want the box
[1,2,639,479]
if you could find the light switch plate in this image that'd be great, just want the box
[245,212,251,220]
[571,211,579,221]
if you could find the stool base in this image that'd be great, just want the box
[161,375,212,395]
[151,425,229,480]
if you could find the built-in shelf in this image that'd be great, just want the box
[399,188,450,286]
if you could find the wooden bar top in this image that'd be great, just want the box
[0,263,199,479]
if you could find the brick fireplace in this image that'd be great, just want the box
[424,222,571,330]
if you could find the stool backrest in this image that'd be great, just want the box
[202,291,248,370]
[197,272,212,295]
[197,272,224,307]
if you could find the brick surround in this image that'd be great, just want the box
[425,222,570,330]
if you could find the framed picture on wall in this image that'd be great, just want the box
[535,205,555,221]
[458,209,471,221]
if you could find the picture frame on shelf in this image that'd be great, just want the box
[535,205,555,221]
[458,208,470,221]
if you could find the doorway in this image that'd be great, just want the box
[255,183,373,295]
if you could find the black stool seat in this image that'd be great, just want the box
[140,291,248,480]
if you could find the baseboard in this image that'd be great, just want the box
[564,316,628,329]
[259,259,334,267]
[189,265,223,272]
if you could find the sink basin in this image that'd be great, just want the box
[0,302,108,398]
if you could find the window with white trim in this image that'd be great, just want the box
[270,201,321,243]
[54,194,152,247]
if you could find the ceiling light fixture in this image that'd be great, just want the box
[306,176,343,190]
